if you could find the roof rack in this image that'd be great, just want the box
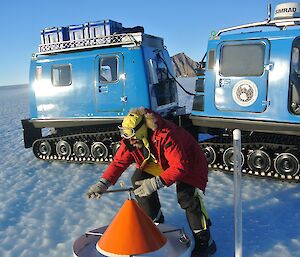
[216,17,300,37]
[38,32,142,54]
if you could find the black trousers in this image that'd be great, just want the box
[131,169,208,232]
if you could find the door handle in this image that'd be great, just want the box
[264,63,274,71]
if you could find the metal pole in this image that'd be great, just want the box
[101,187,134,194]
[233,129,242,257]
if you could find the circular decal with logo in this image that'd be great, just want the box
[232,80,258,107]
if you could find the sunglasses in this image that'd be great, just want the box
[118,126,136,139]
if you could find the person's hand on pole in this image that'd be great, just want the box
[134,176,165,197]
[86,178,111,199]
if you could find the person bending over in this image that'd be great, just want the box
[87,107,216,257]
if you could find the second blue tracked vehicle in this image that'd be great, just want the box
[191,2,300,182]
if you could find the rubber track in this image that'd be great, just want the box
[33,129,300,182]
[32,130,121,164]
[199,134,300,183]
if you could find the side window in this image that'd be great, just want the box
[289,37,300,114]
[51,64,72,86]
[291,46,300,76]
[220,43,265,77]
[153,58,176,106]
[208,50,216,70]
[99,56,118,83]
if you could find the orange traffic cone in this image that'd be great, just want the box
[96,199,167,256]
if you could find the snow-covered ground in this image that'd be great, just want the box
[0,85,299,257]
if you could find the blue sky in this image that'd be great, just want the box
[0,0,286,86]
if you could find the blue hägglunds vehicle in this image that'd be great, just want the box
[191,2,300,182]
[22,20,187,163]
[22,3,300,183]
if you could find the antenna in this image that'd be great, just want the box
[267,0,272,21]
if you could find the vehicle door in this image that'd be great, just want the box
[95,53,125,112]
[215,39,270,112]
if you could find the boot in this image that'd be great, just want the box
[191,230,217,257]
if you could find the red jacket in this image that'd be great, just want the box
[101,111,208,191]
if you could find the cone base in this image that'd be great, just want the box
[73,224,193,257]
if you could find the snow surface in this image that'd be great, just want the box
[0,85,300,257]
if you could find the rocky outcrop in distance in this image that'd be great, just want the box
[171,52,199,77]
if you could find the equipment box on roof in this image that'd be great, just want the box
[84,20,123,38]
[40,27,69,44]
[69,24,85,41]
